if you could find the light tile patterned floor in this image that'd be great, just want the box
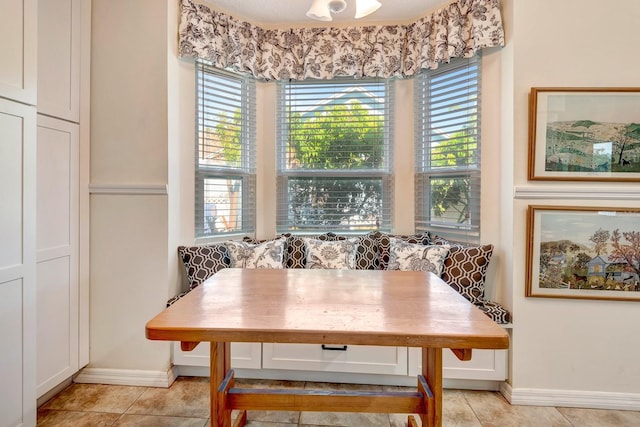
[37,377,640,426]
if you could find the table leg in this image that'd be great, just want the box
[211,342,231,427]
[421,347,443,427]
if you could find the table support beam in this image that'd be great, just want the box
[227,388,424,414]
[422,346,443,427]
[211,342,232,427]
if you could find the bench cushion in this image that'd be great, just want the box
[475,300,511,324]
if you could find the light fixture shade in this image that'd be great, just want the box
[354,0,381,19]
[328,0,347,14]
[307,0,332,21]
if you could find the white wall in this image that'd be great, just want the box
[505,0,640,405]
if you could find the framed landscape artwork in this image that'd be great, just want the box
[526,205,640,301]
[528,87,640,181]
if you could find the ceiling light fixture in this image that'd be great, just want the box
[306,0,381,22]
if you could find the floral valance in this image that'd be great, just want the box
[178,0,504,80]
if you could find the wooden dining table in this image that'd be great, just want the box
[146,268,509,427]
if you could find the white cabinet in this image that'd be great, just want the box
[262,344,408,376]
[408,347,508,381]
[0,0,37,105]
[173,342,262,369]
[36,116,80,397]
[37,0,81,121]
[0,98,37,427]
[34,0,88,399]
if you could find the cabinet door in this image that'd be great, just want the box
[0,99,37,427]
[37,0,81,121]
[0,0,37,105]
[263,344,408,376]
[408,347,507,381]
[173,342,262,369]
[36,115,79,397]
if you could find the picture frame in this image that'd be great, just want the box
[528,87,640,181]
[526,205,640,301]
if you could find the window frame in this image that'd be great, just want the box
[194,63,256,239]
[276,78,395,234]
[414,55,482,243]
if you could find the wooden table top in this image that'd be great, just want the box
[146,268,509,349]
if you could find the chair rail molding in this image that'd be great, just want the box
[89,184,168,195]
[514,186,640,200]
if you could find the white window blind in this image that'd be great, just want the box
[195,63,256,238]
[277,79,393,233]
[414,56,481,243]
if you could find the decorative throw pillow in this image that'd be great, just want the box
[379,232,432,270]
[387,238,449,275]
[433,236,494,304]
[355,231,381,270]
[283,234,308,268]
[177,244,231,289]
[309,232,380,269]
[242,235,294,268]
[225,238,286,269]
[304,237,358,269]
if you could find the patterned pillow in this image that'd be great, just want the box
[243,235,294,268]
[379,232,431,270]
[355,231,381,270]
[304,237,358,269]
[434,236,494,304]
[225,238,286,269]
[283,235,307,268]
[307,232,381,269]
[387,238,449,275]
[177,244,230,289]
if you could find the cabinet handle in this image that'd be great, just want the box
[321,344,348,351]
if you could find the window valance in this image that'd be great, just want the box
[178,0,504,80]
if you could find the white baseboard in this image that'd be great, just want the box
[501,383,640,411]
[74,366,178,388]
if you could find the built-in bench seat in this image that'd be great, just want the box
[171,231,511,325]
[169,231,511,388]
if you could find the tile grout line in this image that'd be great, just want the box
[461,390,486,427]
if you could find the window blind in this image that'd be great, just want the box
[276,79,394,233]
[195,63,256,238]
[414,56,481,243]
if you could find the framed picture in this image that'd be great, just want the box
[528,87,640,181]
[526,205,640,301]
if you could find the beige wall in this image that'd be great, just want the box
[90,0,174,372]
[506,0,640,401]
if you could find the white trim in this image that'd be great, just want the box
[89,184,168,195]
[504,384,640,411]
[73,367,178,388]
[514,186,640,200]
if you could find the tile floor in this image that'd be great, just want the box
[37,376,640,426]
